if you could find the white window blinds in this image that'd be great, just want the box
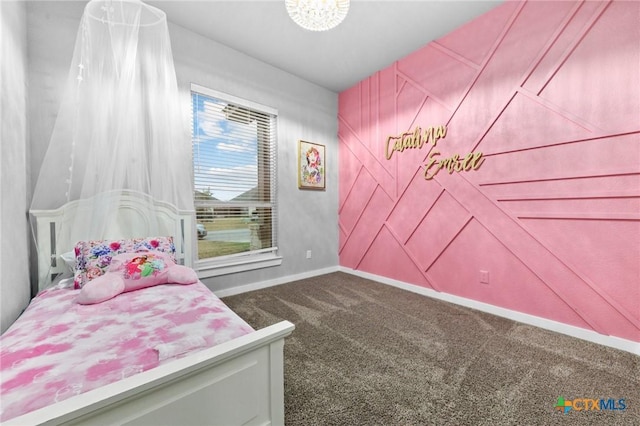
[191,85,277,262]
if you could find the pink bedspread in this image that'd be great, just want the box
[0,281,254,422]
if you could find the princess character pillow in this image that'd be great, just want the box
[77,251,197,304]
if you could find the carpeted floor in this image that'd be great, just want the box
[222,272,639,425]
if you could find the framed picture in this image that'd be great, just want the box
[298,140,326,190]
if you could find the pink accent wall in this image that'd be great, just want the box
[338,0,640,342]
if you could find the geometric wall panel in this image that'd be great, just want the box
[427,219,593,330]
[521,218,640,324]
[477,133,640,185]
[339,186,393,269]
[436,1,519,66]
[387,174,443,244]
[359,226,431,289]
[539,0,640,133]
[405,191,470,273]
[338,166,377,235]
[397,44,476,110]
[339,0,640,342]
[479,93,596,155]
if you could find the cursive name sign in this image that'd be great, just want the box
[385,126,447,160]
[385,125,484,180]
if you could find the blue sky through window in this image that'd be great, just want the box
[192,95,258,202]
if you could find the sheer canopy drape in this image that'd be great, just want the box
[30,0,193,273]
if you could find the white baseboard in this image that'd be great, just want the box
[213,266,340,298]
[341,267,640,356]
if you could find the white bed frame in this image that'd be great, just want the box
[30,190,195,291]
[16,190,294,426]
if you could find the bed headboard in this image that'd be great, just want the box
[30,190,195,291]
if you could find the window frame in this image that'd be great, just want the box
[190,83,282,278]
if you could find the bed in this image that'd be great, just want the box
[1,190,294,425]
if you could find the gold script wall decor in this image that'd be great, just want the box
[385,125,484,181]
[385,125,447,160]
[424,151,484,180]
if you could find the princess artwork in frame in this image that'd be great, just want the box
[298,140,326,190]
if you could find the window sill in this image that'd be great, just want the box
[196,251,282,279]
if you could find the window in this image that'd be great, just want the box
[191,84,281,276]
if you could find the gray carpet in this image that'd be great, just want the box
[222,272,639,425]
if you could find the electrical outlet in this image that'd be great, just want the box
[480,270,490,284]
[306,250,312,259]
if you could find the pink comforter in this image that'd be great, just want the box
[0,281,253,421]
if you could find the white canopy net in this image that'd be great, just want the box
[31,0,192,245]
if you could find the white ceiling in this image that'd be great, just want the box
[147,0,503,93]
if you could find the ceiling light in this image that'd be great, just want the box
[285,0,350,32]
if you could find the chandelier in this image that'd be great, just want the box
[285,0,350,31]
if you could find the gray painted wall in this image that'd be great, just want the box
[24,1,339,302]
[1,1,31,333]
